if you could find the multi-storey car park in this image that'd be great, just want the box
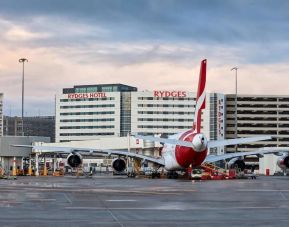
[225,94,289,172]
[225,95,289,153]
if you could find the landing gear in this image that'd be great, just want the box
[167,171,178,179]
[127,172,136,178]
[151,172,161,179]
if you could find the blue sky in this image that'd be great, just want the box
[0,0,289,116]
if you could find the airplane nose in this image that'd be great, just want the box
[192,133,207,152]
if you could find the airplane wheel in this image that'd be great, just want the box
[167,173,172,179]
[173,172,178,179]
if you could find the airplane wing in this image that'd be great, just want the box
[134,134,272,148]
[205,147,289,163]
[11,145,165,166]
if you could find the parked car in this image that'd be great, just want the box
[191,169,202,180]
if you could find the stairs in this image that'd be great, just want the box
[201,162,229,177]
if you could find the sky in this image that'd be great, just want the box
[0,0,289,116]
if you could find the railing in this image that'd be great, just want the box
[201,162,228,176]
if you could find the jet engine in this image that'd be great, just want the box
[227,157,245,171]
[112,158,126,173]
[67,153,83,168]
[277,155,289,170]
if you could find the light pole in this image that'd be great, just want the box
[19,58,28,136]
[231,67,238,152]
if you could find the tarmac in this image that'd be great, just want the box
[0,175,288,227]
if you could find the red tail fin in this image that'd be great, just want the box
[193,59,207,133]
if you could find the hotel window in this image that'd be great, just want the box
[75,88,86,93]
[87,87,98,92]
[102,86,113,92]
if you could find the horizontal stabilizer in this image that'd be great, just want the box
[133,134,195,148]
[208,135,272,148]
[134,134,272,149]
[205,147,289,163]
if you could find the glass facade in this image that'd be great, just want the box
[120,92,132,137]
[63,84,137,94]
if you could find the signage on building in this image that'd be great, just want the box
[67,92,107,99]
[217,97,225,138]
[214,94,226,155]
[153,91,187,98]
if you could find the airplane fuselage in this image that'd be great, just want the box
[162,129,208,171]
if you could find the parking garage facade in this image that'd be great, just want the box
[225,95,289,153]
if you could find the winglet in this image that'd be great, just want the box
[193,59,207,133]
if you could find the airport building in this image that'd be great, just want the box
[3,116,23,136]
[3,116,55,142]
[0,136,50,174]
[56,84,226,155]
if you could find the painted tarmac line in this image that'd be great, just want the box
[29,199,57,202]
[0,201,22,204]
[280,192,288,200]
[65,206,279,211]
[63,193,72,203]
[107,209,125,227]
[106,199,137,202]
[237,189,289,192]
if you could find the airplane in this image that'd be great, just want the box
[276,152,289,172]
[13,59,289,176]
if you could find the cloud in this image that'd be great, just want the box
[2,39,289,116]
[1,0,289,46]
[1,0,289,116]
[4,25,52,41]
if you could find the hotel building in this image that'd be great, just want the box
[55,84,225,154]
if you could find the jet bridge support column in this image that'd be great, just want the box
[35,153,39,176]
[21,157,24,172]
[28,155,32,175]
[43,156,47,176]
[12,156,17,176]
[53,154,57,173]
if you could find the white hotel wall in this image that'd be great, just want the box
[55,92,121,142]
[131,91,198,136]
[130,91,226,156]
